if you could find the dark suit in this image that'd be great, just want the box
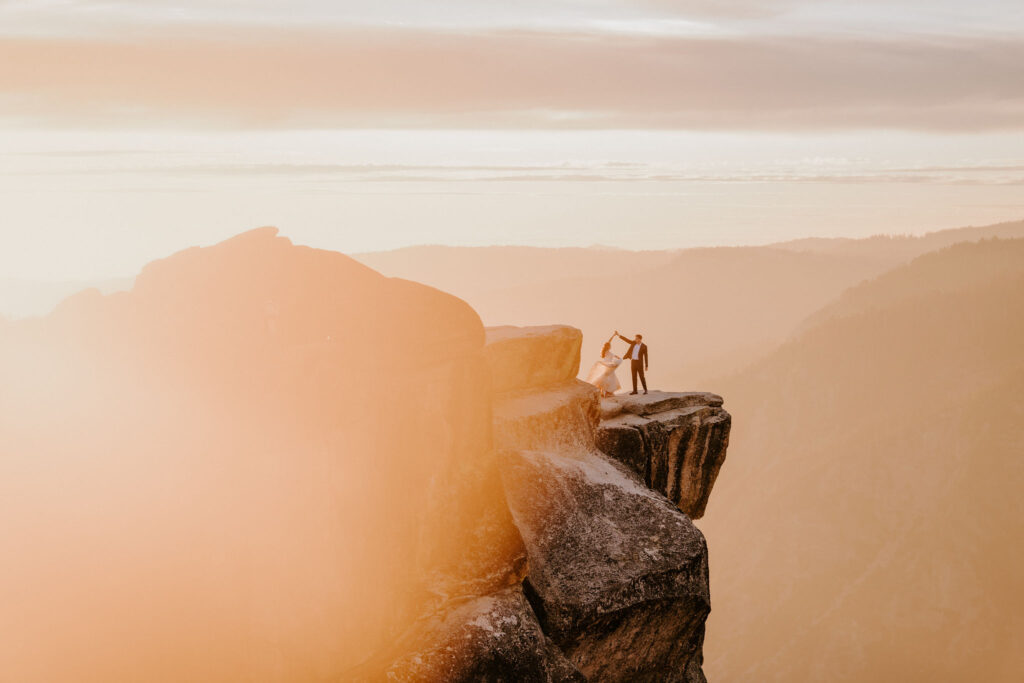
[617,335,648,393]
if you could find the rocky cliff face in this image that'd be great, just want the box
[596,393,731,519]
[0,230,729,682]
[375,324,731,681]
[484,326,723,682]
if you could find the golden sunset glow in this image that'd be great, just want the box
[1,2,1022,682]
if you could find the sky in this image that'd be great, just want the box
[1,0,1023,279]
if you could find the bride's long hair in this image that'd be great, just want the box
[601,341,611,357]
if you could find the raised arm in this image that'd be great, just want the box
[615,331,632,343]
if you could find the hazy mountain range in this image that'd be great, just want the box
[702,237,1024,680]
[358,220,1024,387]
[0,277,132,322]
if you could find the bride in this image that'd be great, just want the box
[585,335,623,398]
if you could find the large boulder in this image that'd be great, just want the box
[0,228,523,681]
[597,392,730,519]
[493,379,602,453]
[484,325,582,393]
[500,448,711,683]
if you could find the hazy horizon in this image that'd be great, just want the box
[3,0,1024,280]
[4,218,1023,323]
[5,208,1024,283]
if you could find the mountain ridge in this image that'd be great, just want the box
[700,237,1024,681]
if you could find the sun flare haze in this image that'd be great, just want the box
[1,1,1022,682]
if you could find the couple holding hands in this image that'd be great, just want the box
[585,331,649,398]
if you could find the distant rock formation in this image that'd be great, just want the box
[597,393,731,519]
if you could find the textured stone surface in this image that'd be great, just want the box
[353,586,585,683]
[599,398,624,420]
[483,329,717,681]
[597,393,730,519]
[493,379,601,454]
[484,325,583,393]
[613,391,724,416]
[500,448,710,683]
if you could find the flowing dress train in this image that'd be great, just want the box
[586,352,622,394]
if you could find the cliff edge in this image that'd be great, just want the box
[597,392,730,519]
[492,326,729,681]
[0,230,730,682]
[379,324,732,681]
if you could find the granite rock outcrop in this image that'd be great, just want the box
[0,229,730,681]
[366,324,728,680]
[484,324,583,393]
[483,325,727,682]
[597,393,731,519]
[356,586,584,682]
[501,447,711,682]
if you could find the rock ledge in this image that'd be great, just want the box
[596,391,730,519]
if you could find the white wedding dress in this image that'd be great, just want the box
[586,351,622,394]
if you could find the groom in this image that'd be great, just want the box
[615,331,648,395]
